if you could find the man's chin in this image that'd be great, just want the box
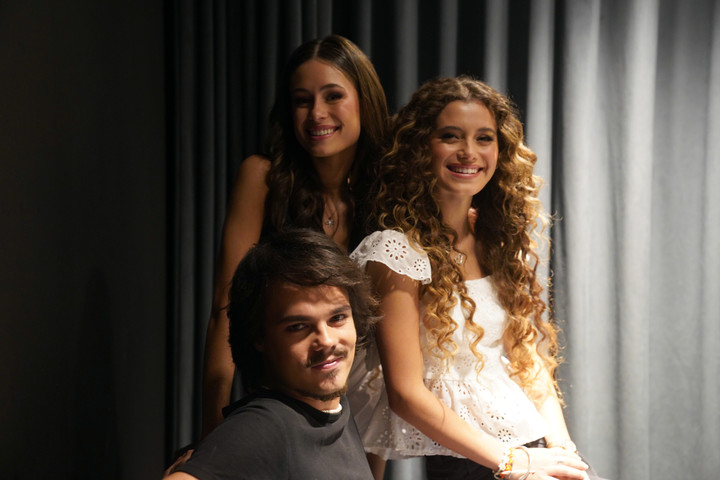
[301,383,348,402]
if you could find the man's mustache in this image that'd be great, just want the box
[305,347,349,368]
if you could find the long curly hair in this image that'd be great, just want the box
[371,76,559,395]
[263,35,389,249]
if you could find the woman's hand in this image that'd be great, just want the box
[508,447,589,480]
[162,449,194,478]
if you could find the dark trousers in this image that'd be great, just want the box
[425,439,546,480]
[425,439,607,480]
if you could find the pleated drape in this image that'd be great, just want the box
[167,1,720,478]
[552,1,720,478]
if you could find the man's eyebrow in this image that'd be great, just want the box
[328,304,352,316]
[275,304,352,324]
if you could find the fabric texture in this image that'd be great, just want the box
[348,230,548,460]
[177,390,373,480]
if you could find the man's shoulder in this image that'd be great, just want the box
[224,390,297,418]
[217,391,290,431]
[176,393,293,479]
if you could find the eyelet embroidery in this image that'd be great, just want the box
[384,238,408,261]
[350,230,432,283]
[363,375,545,457]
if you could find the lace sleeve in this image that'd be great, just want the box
[349,230,432,284]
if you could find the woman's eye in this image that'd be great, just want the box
[292,97,311,107]
[477,135,494,143]
[440,133,459,141]
[326,92,344,102]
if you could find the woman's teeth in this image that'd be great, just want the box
[310,127,336,136]
[449,166,479,174]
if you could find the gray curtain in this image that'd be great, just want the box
[168,1,720,478]
[550,1,720,479]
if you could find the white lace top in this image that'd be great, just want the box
[347,230,548,460]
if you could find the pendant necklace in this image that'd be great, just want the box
[451,248,466,266]
[323,197,339,232]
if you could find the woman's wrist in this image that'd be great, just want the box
[492,446,514,479]
[513,446,532,480]
[494,446,532,480]
[546,438,578,454]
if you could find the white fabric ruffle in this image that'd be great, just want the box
[350,229,432,284]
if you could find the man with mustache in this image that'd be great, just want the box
[165,229,377,480]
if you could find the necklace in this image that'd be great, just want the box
[323,196,340,230]
[451,248,466,266]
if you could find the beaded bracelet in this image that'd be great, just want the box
[493,446,514,479]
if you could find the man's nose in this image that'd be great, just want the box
[313,323,334,348]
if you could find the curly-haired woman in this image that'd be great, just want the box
[348,76,598,480]
[201,34,389,438]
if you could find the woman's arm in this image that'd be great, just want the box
[164,472,197,480]
[201,155,270,437]
[537,392,576,452]
[367,261,508,468]
[369,261,589,479]
[528,351,576,451]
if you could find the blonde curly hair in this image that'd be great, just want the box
[371,76,559,396]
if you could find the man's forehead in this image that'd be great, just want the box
[264,281,351,321]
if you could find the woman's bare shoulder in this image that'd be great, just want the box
[238,154,272,180]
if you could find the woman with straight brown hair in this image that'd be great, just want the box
[201,34,389,438]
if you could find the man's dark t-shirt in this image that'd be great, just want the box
[177,390,373,480]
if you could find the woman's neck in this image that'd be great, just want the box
[311,151,355,197]
[312,152,354,253]
[438,194,486,279]
[438,194,474,238]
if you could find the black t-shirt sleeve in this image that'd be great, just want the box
[176,406,287,480]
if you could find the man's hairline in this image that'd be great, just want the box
[258,279,357,329]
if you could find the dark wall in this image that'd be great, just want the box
[0,1,167,478]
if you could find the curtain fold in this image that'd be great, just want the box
[647,1,719,478]
[485,0,508,91]
[554,2,657,475]
[553,1,621,470]
[552,1,720,478]
[168,1,720,478]
[393,0,420,106]
[437,0,459,76]
[700,5,720,474]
